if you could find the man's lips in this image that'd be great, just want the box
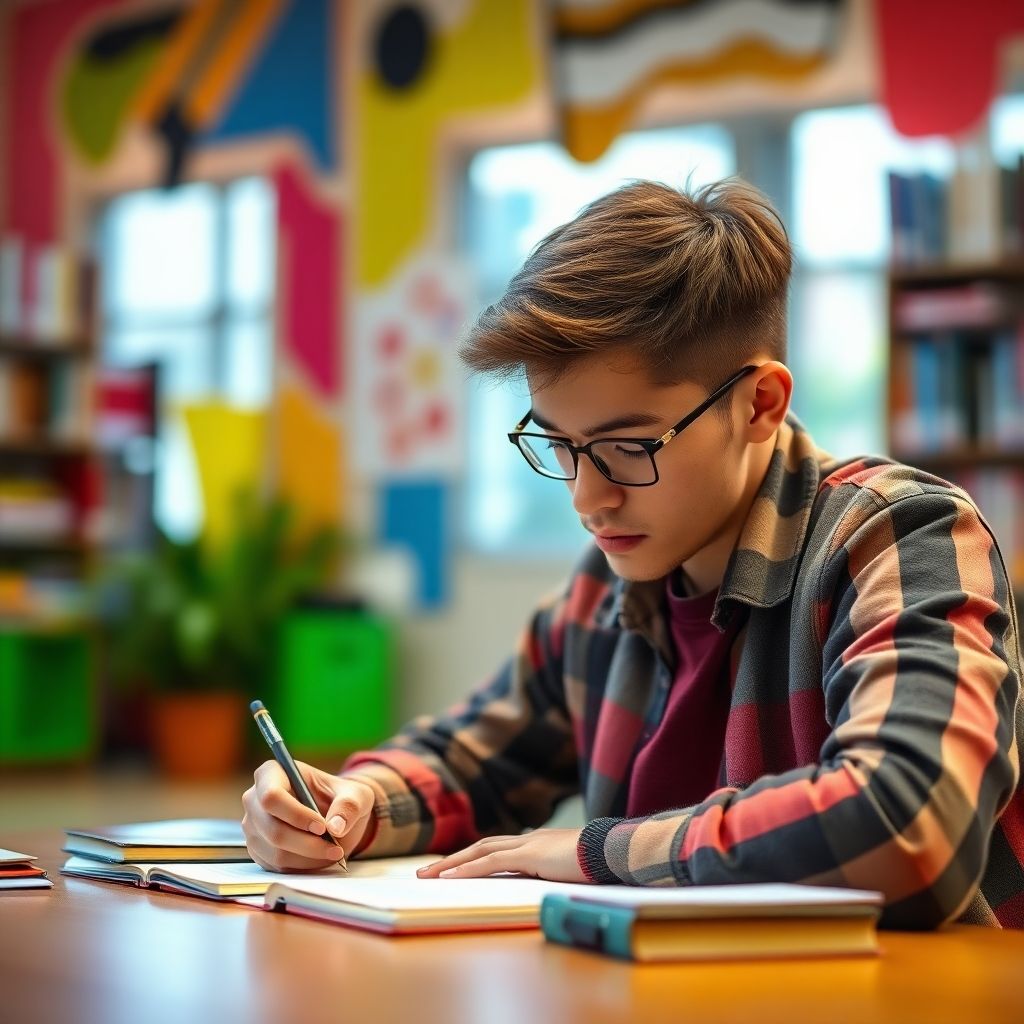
[592,532,646,554]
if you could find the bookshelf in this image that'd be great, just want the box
[0,242,101,765]
[0,330,99,623]
[887,260,1024,606]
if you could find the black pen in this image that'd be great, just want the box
[249,699,347,868]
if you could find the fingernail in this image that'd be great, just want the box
[328,815,345,835]
[439,868,456,878]
[308,819,326,835]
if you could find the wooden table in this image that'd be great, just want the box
[2,830,1023,1024]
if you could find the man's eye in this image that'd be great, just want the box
[613,445,648,458]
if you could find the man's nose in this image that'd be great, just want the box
[570,454,625,516]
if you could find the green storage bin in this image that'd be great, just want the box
[272,611,393,759]
[0,629,95,763]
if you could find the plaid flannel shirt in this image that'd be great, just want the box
[344,415,1024,929]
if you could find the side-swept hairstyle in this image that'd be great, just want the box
[461,178,792,390]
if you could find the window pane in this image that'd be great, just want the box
[102,183,219,319]
[222,318,273,407]
[105,327,215,400]
[790,269,886,456]
[103,325,211,541]
[227,176,275,313]
[467,378,589,556]
[464,126,735,556]
[792,106,954,265]
[154,409,203,543]
[992,92,1024,166]
[99,178,275,543]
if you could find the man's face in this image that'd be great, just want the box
[528,352,754,583]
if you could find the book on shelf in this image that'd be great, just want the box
[888,149,1024,268]
[891,323,1024,457]
[0,357,91,445]
[0,848,53,891]
[892,282,1014,331]
[540,884,883,962]
[0,237,22,334]
[0,235,94,343]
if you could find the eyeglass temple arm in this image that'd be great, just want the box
[658,365,759,449]
[512,410,534,433]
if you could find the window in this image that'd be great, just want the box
[463,127,735,556]
[99,177,275,540]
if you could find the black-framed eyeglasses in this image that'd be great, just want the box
[508,365,757,487]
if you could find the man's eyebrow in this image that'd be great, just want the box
[529,409,665,437]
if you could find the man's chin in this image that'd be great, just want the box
[601,550,671,583]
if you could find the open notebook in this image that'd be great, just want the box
[61,854,438,897]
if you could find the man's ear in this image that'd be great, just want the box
[743,361,792,443]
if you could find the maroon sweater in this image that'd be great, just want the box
[627,581,736,817]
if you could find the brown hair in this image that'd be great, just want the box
[460,177,792,390]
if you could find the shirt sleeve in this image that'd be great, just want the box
[577,489,1022,929]
[340,583,580,858]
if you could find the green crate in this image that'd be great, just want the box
[0,629,95,763]
[271,611,394,758]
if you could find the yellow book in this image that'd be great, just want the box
[540,884,883,962]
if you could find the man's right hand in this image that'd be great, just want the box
[241,760,375,872]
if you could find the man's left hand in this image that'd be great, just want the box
[415,828,589,883]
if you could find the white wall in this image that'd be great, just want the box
[393,553,575,721]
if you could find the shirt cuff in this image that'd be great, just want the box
[577,816,626,884]
[338,763,414,858]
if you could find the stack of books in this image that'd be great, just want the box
[61,818,253,880]
[0,847,53,891]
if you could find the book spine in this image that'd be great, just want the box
[540,895,636,960]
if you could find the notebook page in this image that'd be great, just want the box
[159,854,440,889]
[269,875,596,911]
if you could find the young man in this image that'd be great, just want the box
[243,179,1024,929]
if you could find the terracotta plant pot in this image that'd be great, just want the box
[149,691,247,780]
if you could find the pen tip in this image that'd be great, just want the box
[249,700,264,714]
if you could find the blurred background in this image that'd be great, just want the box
[1,0,1022,829]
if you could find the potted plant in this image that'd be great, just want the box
[98,492,342,779]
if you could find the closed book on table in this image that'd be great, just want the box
[63,819,250,863]
[540,884,883,962]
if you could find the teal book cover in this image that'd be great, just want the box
[540,894,638,960]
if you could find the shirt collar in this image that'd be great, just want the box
[611,414,826,640]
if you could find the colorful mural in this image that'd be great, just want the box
[6,0,126,244]
[273,162,343,398]
[874,0,1024,138]
[552,0,846,163]
[380,478,451,610]
[356,1,538,287]
[353,254,470,478]
[276,383,346,538]
[59,0,335,187]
